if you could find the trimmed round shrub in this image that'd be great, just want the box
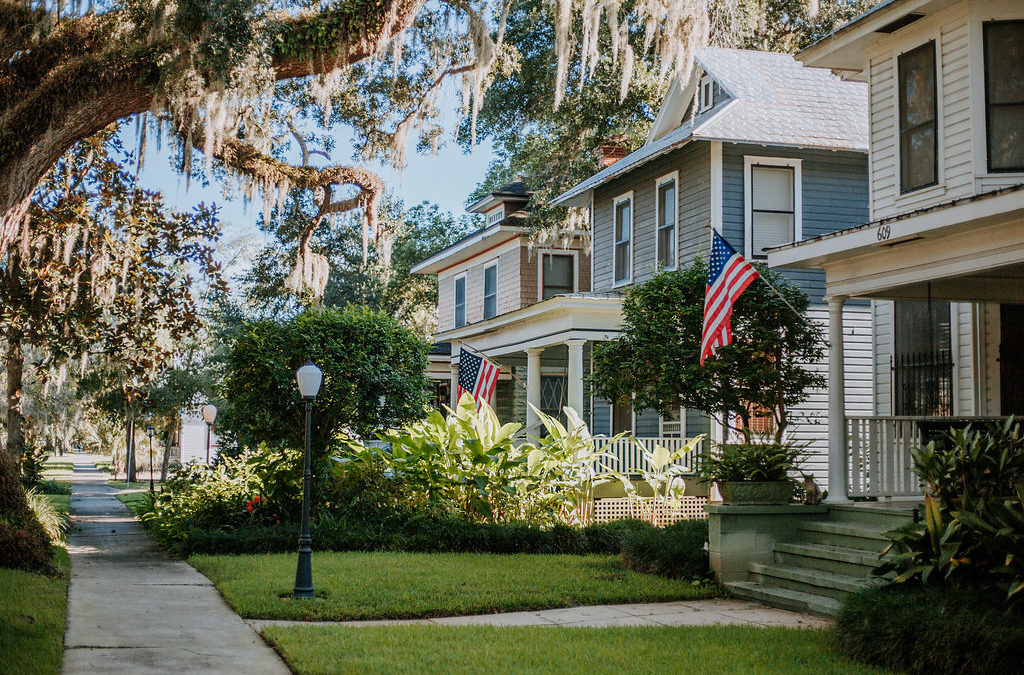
[835,585,1024,675]
[620,519,709,578]
[0,453,53,572]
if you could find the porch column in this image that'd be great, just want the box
[526,347,543,430]
[450,341,460,408]
[566,340,586,414]
[826,295,850,503]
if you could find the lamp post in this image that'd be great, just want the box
[202,404,217,464]
[147,424,155,492]
[294,362,322,599]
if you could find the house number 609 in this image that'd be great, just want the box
[876,225,891,241]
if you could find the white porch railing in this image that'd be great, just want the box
[594,436,704,475]
[846,416,1003,499]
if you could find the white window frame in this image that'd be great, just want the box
[699,74,713,112]
[654,171,679,271]
[891,32,946,207]
[482,260,498,320]
[743,156,802,260]
[659,403,686,438]
[537,249,579,301]
[612,191,634,287]
[453,272,467,328]
[486,205,505,225]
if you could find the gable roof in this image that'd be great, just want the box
[467,179,533,213]
[551,48,868,207]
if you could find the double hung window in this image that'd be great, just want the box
[454,275,466,328]
[483,264,497,319]
[656,177,677,269]
[984,21,1024,172]
[541,254,574,300]
[748,163,797,258]
[613,195,632,284]
[898,42,938,192]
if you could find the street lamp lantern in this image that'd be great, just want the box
[293,362,321,599]
[202,403,217,464]
[296,362,323,399]
[146,424,155,493]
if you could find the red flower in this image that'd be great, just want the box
[254,496,261,504]
[246,500,254,514]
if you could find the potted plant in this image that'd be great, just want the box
[697,442,802,505]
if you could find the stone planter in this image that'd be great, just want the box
[717,480,793,505]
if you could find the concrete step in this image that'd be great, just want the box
[798,521,890,552]
[727,581,841,617]
[749,562,878,601]
[774,542,885,578]
[827,504,918,530]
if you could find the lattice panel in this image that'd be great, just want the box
[592,497,708,526]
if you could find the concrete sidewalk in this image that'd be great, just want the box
[249,598,829,631]
[62,453,289,674]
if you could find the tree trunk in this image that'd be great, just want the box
[126,411,136,483]
[5,331,24,462]
[160,419,174,483]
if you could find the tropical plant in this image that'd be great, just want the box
[621,436,705,525]
[24,489,68,543]
[876,418,1024,607]
[697,442,802,483]
[19,444,49,489]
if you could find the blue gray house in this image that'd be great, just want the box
[552,47,874,491]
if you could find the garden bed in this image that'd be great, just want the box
[260,624,885,675]
[190,551,715,621]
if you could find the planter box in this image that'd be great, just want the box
[717,481,793,505]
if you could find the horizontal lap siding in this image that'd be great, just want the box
[721,143,869,304]
[592,143,711,292]
[789,304,875,492]
[873,300,894,415]
[953,302,976,416]
[869,7,975,221]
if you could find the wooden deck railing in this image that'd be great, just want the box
[846,416,1003,499]
[594,436,704,475]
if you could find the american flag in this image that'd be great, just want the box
[457,347,500,405]
[701,230,759,365]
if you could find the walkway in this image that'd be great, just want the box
[62,453,289,674]
[249,598,828,631]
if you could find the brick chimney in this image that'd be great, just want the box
[595,134,630,169]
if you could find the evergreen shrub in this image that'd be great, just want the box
[620,519,709,579]
[0,453,53,572]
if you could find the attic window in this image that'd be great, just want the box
[486,206,505,225]
[699,75,713,112]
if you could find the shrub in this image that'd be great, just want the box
[581,519,656,554]
[0,453,52,572]
[25,489,68,542]
[20,444,49,488]
[620,519,709,579]
[37,480,71,495]
[877,418,1024,606]
[697,442,802,483]
[835,585,1024,675]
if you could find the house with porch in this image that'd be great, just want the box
[703,0,1023,616]
[551,47,874,492]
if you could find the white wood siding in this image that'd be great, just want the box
[872,300,894,415]
[952,302,976,415]
[789,304,874,492]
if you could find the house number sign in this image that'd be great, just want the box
[876,224,892,241]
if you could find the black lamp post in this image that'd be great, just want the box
[147,424,155,492]
[202,404,217,464]
[293,361,322,599]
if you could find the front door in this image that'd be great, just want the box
[1000,304,1024,415]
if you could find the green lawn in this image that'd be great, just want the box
[115,490,154,514]
[42,461,74,472]
[190,552,715,621]
[261,624,886,675]
[0,494,71,674]
[107,480,154,490]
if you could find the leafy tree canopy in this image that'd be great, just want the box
[591,260,825,442]
[220,305,430,453]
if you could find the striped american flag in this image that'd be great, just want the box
[700,230,759,365]
[456,347,500,405]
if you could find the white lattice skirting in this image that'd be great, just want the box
[593,497,708,526]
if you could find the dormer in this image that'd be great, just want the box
[647,64,732,143]
[466,179,532,225]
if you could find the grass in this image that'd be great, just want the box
[115,490,154,514]
[260,624,886,675]
[0,491,72,674]
[42,461,74,473]
[107,480,155,490]
[94,461,111,472]
[190,552,715,621]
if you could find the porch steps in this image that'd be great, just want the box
[726,504,915,617]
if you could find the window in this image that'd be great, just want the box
[454,275,466,327]
[429,380,451,412]
[541,253,574,300]
[984,21,1024,172]
[656,175,677,269]
[613,194,632,284]
[660,404,683,438]
[746,159,799,259]
[699,75,713,112]
[612,402,633,435]
[482,264,497,319]
[898,41,938,193]
[486,205,505,225]
[894,300,952,416]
